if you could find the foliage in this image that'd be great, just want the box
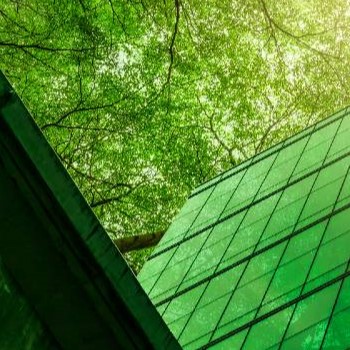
[1,0,350,271]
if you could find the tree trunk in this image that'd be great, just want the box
[114,231,165,253]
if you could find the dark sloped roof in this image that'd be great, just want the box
[0,71,181,350]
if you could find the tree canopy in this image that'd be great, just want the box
[1,0,350,271]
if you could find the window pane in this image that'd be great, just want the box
[281,283,340,348]
[322,275,350,349]
[243,307,293,350]
[290,120,340,180]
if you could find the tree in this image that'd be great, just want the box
[1,0,350,271]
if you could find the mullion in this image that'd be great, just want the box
[176,259,347,348]
[175,142,284,341]
[238,119,345,348]
[319,259,350,349]
[159,145,277,316]
[198,271,350,350]
[208,127,316,343]
[190,108,348,199]
[153,186,349,302]
[188,147,283,337]
[277,167,350,349]
[264,306,341,350]
[146,182,217,297]
[149,148,350,261]
[155,199,350,307]
[276,159,350,347]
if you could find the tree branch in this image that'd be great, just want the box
[258,0,340,59]
[0,40,94,53]
[166,0,180,84]
[90,188,133,208]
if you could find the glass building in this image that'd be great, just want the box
[138,108,350,349]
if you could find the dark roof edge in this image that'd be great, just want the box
[0,71,181,350]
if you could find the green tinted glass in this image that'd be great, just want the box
[139,109,350,350]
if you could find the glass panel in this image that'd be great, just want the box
[242,307,293,350]
[178,291,232,347]
[257,175,316,250]
[210,170,245,200]
[259,253,312,315]
[322,276,350,349]
[296,158,350,229]
[323,207,350,242]
[211,331,248,350]
[155,187,215,250]
[327,112,350,160]
[223,153,279,215]
[180,212,246,289]
[304,229,350,293]
[257,136,309,197]
[280,283,340,349]
[137,249,175,293]
[239,243,286,289]
[335,171,350,209]
[189,191,234,233]
[149,231,209,301]
[290,119,340,180]
[183,333,212,350]
[257,222,325,315]
[280,319,328,350]
[220,193,281,270]
[163,284,207,327]
[214,272,274,339]
[177,264,247,347]
[322,305,350,350]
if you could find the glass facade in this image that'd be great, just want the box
[138,107,350,350]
